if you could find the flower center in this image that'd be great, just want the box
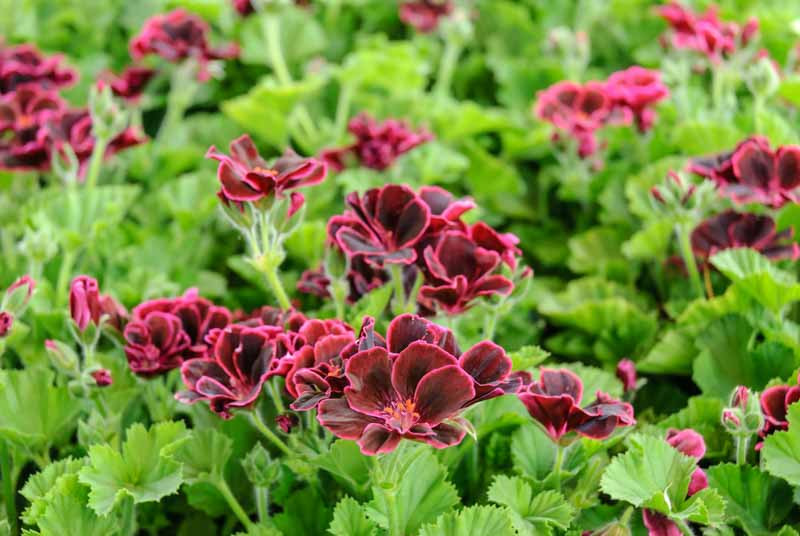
[383,398,420,432]
[252,166,276,175]
[18,115,34,128]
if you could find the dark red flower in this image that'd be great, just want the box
[276,413,298,433]
[691,210,800,262]
[232,0,255,16]
[297,268,331,298]
[130,9,239,81]
[321,113,432,171]
[691,137,800,207]
[124,312,191,376]
[605,66,669,132]
[69,275,128,332]
[399,1,453,33]
[91,369,113,387]
[642,510,682,536]
[419,231,513,314]
[206,134,327,217]
[0,312,12,338]
[0,42,77,94]
[616,358,637,393]
[760,382,800,438]
[329,184,431,267]
[467,221,522,270]
[0,86,64,171]
[517,368,635,442]
[317,342,475,455]
[99,67,157,102]
[176,324,286,418]
[345,256,390,302]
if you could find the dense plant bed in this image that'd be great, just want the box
[3,0,800,534]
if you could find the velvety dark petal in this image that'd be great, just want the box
[394,197,431,249]
[344,348,397,416]
[458,341,511,385]
[336,227,384,255]
[229,134,262,168]
[317,398,378,440]
[472,275,514,297]
[732,140,776,189]
[414,365,475,426]
[777,146,800,191]
[761,385,791,425]
[392,341,458,400]
[195,376,235,399]
[518,392,575,441]
[358,423,402,455]
[219,162,262,201]
[421,422,467,449]
[537,368,583,401]
[386,313,435,353]
[181,358,226,390]
[375,184,417,232]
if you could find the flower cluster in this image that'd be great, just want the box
[322,183,525,313]
[0,42,76,94]
[206,134,327,217]
[657,2,758,64]
[322,113,432,172]
[516,368,634,442]
[643,428,708,534]
[690,210,800,263]
[399,1,453,33]
[534,67,668,157]
[130,9,239,81]
[690,136,800,208]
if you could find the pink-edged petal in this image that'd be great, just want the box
[394,197,431,249]
[219,163,262,201]
[358,423,402,455]
[386,313,432,353]
[537,368,583,401]
[420,422,468,449]
[518,392,576,441]
[317,398,379,440]
[344,347,397,417]
[391,341,458,401]
[458,341,511,385]
[732,141,776,190]
[414,365,475,426]
[777,146,800,191]
[195,376,236,398]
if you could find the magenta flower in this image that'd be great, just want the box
[329,184,431,267]
[0,43,77,94]
[275,414,298,433]
[420,231,513,314]
[317,343,475,455]
[0,86,64,171]
[321,113,432,171]
[399,1,453,33]
[616,358,637,393]
[691,210,800,263]
[124,312,191,376]
[605,66,669,132]
[69,276,101,332]
[99,67,157,102]
[517,368,635,442]
[176,324,285,418]
[0,312,12,338]
[91,369,113,387]
[296,268,332,298]
[760,381,800,438]
[206,134,327,217]
[691,137,800,207]
[468,221,522,270]
[130,9,239,81]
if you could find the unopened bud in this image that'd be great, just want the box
[0,312,12,338]
[45,339,79,375]
[91,368,113,387]
[275,413,298,434]
[242,443,281,487]
[3,275,35,314]
[746,56,780,99]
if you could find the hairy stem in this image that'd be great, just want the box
[55,249,77,306]
[249,411,292,456]
[735,435,750,466]
[264,265,291,310]
[676,223,705,300]
[83,135,109,190]
[553,444,565,490]
[434,37,462,99]
[216,478,255,531]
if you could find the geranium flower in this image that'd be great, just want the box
[296,268,332,298]
[690,137,800,207]
[206,134,327,217]
[690,210,800,262]
[399,1,453,33]
[5,275,36,308]
[517,368,635,442]
[419,231,513,313]
[130,9,239,81]
[616,358,637,393]
[329,184,431,267]
[176,324,286,418]
[124,312,191,376]
[91,369,113,387]
[760,380,800,438]
[69,275,128,332]
[99,67,157,102]
[605,66,669,132]
[0,312,12,338]
[0,42,77,94]
[468,221,522,270]
[317,342,476,455]
[321,113,432,171]
[0,87,64,170]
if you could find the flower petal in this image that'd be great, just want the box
[344,347,397,417]
[391,341,458,401]
[414,365,475,426]
[317,398,379,440]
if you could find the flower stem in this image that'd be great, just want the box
[553,444,565,490]
[483,307,499,341]
[83,135,109,190]
[434,37,462,99]
[735,435,750,465]
[674,518,694,536]
[264,14,292,85]
[676,223,705,300]
[0,441,17,536]
[264,264,292,310]
[267,378,286,414]
[384,485,403,536]
[56,248,77,306]
[249,411,292,456]
[389,264,406,315]
[334,83,354,139]
[254,486,269,524]
[216,477,255,531]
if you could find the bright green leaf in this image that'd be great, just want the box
[487,475,574,534]
[418,505,516,536]
[329,496,377,536]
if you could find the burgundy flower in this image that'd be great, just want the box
[124,312,191,376]
[616,358,637,393]
[232,0,255,16]
[329,184,431,267]
[399,1,453,33]
[691,137,800,207]
[0,42,77,94]
[130,9,239,81]
[420,231,513,314]
[68,275,128,332]
[321,113,432,171]
[690,210,800,262]
[760,382,800,437]
[206,134,327,217]
[276,414,298,433]
[91,369,113,387]
[176,324,286,418]
[346,256,390,302]
[99,67,157,102]
[297,268,332,298]
[317,342,476,455]
[0,86,64,171]
[605,66,669,132]
[468,221,522,270]
[517,368,635,442]
[642,510,682,536]
[0,312,12,338]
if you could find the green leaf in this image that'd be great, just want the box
[672,121,743,155]
[511,423,556,481]
[329,496,377,536]
[622,218,674,261]
[778,75,800,108]
[347,283,393,329]
[79,421,189,515]
[0,368,82,453]
[487,475,574,534]
[367,444,459,535]
[568,226,637,283]
[339,35,430,95]
[508,345,549,372]
[314,440,372,498]
[168,427,232,484]
[711,248,800,314]
[273,488,332,535]
[21,457,86,525]
[763,403,800,486]
[418,505,516,536]
[35,474,116,536]
[637,328,696,375]
[707,463,793,535]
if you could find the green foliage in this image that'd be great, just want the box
[763,403,800,486]
[487,475,574,534]
[329,497,377,536]
[418,505,516,536]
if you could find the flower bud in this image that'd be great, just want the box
[730,385,748,409]
[616,358,637,393]
[69,275,101,332]
[746,55,780,99]
[0,312,12,338]
[45,339,79,375]
[3,275,35,314]
[91,369,113,387]
[722,409,741,428]
[242,443,281,487]
[275,413,298,434]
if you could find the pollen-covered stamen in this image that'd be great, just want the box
[383,398,420,432]
[252,166,277,175]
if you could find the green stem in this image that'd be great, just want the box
[83,135,109,190]
[384,486,403,536]
[158,63,199,142]
[553,444,565,491]
[119,497,136,536]
[676,223,705,300]
[267,379,286,414]
[753,96,764,134]
[264,265,291,310]
[0,441,17,536]
[334,83,354,139]
[55,249,78,306]
[674,518,694,536]
[483,308,499,341]
[254,486,269,524]
[249,411,292,456]
[434,37,462,99]
[389,264,406,316]
[216,478,255,531]
[264,14,292,85]
[735,435,749,465]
